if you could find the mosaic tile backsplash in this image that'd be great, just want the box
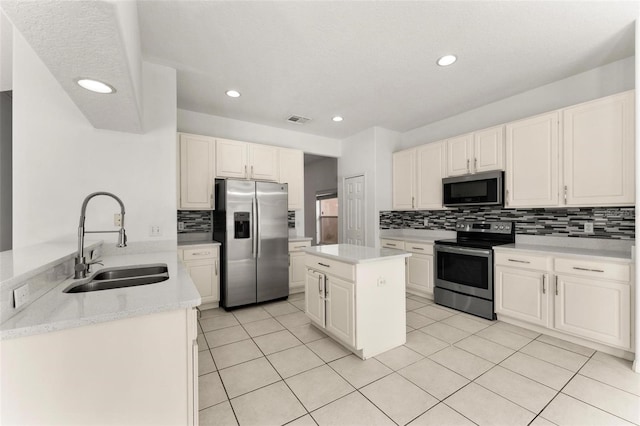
[177,210,212,233]
[178,210,296,232]
[380,207,635,239]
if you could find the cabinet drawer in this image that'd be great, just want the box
[404,242,433,255]
[182,245,218,261]
[381,239,405,250]
[495,252,550,270]
[305,255,355,282]
[554,257,630,282]
[288,241,311,252]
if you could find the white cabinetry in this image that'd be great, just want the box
[563,90,635,206]
[178,133,216,210]
[279,148,305,210]
[505,112,560,207]
[405,242,434,298]
[494,247,633,353]
[495,252,552,327]
[179,244,220,307]
[305,253,406,359]
[216,138,279,181]
[446,126,504,177]
[392,141,446,210]
[289,240,310,294]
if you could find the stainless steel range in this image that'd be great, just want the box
[434,221,515,320]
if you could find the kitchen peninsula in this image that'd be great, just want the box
[304,244,410,359]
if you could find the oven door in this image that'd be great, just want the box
[434,244,493,300]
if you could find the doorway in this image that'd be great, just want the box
[316,191,338,245]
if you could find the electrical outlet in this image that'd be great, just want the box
[114,214,122,227]
[423,218,429,226]
[150,225,162,237]
[178,222,185,231]
[584,222,594,233]
[13,284,30,309]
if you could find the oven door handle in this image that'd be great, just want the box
[435,245,492,257]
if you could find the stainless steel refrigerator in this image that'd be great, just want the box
[213,179,289,309]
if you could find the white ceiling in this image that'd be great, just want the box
[137,1,638,140]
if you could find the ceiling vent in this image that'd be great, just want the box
[286,115,311,124]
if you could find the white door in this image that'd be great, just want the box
[474,125,505,173]
[406,254,433,296]
[279,148,304,209]
[416,142,446,209]
[186,260,217,303]
[392,150,415,209]
[344,175,365,246]
[216,138,248,179]
[248,143,279,181]
[179,134,215,210]
[446,133,473,176]
[305,269,325,327]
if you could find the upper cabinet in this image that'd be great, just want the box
[392,141,446,210]
[562,91,635,207]
[505,112,560,208]
[178,133,216,210]
[216,138,279,181]
[446,126,504,177]
[279,148,304,210]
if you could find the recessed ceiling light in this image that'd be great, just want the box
[226,90,241,98]
[332,116,343,122]
[437,54,457,67]
[76,78,115,94]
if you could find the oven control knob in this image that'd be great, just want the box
[499,225,504,230]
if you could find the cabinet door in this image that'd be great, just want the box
[249,143,279,181]
[474,125,504,173]
[279,148,304,210]
[392,149,416,209]
[563,91,635,206]
[305,269,325,327]
[406,253,433,296]
[446,133,473,176]
[216,138,248,179]
[185,260,217,303]
[505,112,559,207]
[325,275,355,347]
[554,274,630,349]
[179,134,215,210]
[495,266,549,327]
[289,252,306,293]
[416,142,446,209]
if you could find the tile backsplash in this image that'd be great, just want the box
[177,210,212,233]
[380,207,635,239]
[178,210,296,232]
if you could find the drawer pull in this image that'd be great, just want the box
[542,274,546,294]
[294,245,306,249]
[191,251,211,256]
[386,243,397,247]
[318,262,330,268]
[573,267,604,273]
[508,258,530,264]
[411,247,424,251]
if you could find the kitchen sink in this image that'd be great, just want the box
[63,263,169,293]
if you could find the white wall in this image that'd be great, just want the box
[178,109,341,158]
[0,92,11,251]
[304,157,338,245]
[0,11,12,92]
[401,56,636,149]
[12,31,177,248]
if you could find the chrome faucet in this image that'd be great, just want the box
[75,192,127,279]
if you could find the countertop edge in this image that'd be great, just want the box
[493,244,632,261]
[303,246,411,264]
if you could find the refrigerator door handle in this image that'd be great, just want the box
[252,198,258,258]
[256,198,261,258]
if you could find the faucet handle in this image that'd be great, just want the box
[117,229,127,248]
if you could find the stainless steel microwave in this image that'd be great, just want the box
[442,170,503,207]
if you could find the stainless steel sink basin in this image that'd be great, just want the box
[64,263,169,293]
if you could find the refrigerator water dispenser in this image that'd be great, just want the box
[234,212,250,239]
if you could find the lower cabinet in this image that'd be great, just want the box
[305,253,406,359]
[179,244,220,306]
[289,240,311,294]
[494,249,632,352]
[381,238,434,299]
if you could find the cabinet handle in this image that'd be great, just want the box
[244,165,248,179]
[467,159,470,173]
[411,247,424,251]
[412,196,415,209]
[564,185,568,203]
[505,189,509,207]
[210,192,214,208]
[573,266,604,273]
[318,275,322,296]
[508,258,530,264]
[542,274,546,294]
[294,245,306,249]
[387,243,397,247]
[474,157,477,172]
[192,251,211,256]
[251,165,254,178]
[318,262,330,268]
[215,260,218,275]
[555,275,558,296]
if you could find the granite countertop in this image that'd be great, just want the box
[1,249,201,340]
[304,244,411,264]
[494,244,632,261]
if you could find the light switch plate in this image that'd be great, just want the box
[423,218,429,226]
[13,284,30,309]
[584,222,594,233]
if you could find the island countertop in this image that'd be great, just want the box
[304,244,411,264]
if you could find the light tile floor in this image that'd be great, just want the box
[198,293,640,426]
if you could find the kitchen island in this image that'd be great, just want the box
[304,244,410,359]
